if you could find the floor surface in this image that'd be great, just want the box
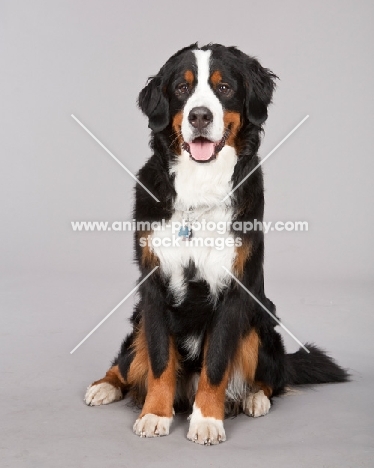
[1,273,373,467]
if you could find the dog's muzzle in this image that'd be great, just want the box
[183,106,227,162]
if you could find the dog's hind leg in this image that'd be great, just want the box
[84,304,149,406]
[84,328,137,407]
[84,318,152,407]
[84,363,127,406]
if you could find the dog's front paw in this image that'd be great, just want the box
[84,382,122,406]
[243,390,271,417]
[133,414,172,438]
[187,407,226,445]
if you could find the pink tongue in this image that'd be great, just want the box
[189,141,215,161]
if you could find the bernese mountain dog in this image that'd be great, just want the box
[84,43,348,445]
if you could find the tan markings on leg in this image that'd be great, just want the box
[194,366,230,420]
[210,70,222,87]
[118,322,148,406]
[127,322,149,386]
[172,111,183,155]
[187,351,229,444]
[253,381,273,398]
[137,231,159,269]
[232,239,252,278]
[224,111,242,150]
[231,329,260,384]
[140,339,179,418]
[85,365,126,406]
[91,364,126,390]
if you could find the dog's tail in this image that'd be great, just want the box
[285,343,349,386]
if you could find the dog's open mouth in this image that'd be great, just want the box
[182,133,228,163]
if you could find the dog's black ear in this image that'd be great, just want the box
[138,75,170,133]
[243,58,278,126]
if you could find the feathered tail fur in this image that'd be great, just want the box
[285,343,349,386]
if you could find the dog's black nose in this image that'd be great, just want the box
[188,107,213,131]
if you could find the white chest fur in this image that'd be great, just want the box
[151,146,238,304]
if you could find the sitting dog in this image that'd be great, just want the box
[84,43,348,445]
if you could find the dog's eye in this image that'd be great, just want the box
[176,83,190,95]
[217,83,231,95]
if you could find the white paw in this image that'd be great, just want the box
[84,382,123,406]
[243,390,271,417]
[133,414,172,438]
[187,405,226,445]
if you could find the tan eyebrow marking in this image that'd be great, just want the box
[210,70,222,86]
[184,70,194,84]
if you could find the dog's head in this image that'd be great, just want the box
[138,43,277,162]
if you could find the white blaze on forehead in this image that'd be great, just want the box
[181,49,225,143]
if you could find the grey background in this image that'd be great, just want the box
[1,1,373,467]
